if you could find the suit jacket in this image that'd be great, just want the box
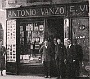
[0,46,6,68]
[39,42,54,62]
[74,44,83,62]
[67,44,83,62]
[55,43,67,61]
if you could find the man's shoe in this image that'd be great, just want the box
[44,76,48,78]
[48,76,51,78]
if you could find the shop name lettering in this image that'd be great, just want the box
[7,6,66,18]
[70,5,88,12]
[7,4,89,18]
[69,5,88,15]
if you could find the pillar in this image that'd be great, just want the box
[89,0,90,77]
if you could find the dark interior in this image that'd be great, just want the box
[47,18,64,43]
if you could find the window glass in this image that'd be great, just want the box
[20,19,44,65]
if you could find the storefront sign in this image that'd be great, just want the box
[7,2,89,18]
[7,5,66,18]
[68,2,89,17]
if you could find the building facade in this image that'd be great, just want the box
[2,0,89,76]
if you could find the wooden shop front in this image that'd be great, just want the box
[6,1,89,75]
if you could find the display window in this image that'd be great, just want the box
[19,19,44,65]
[71,18,89,76]
[6,19,16,62]
[72,18,89,60]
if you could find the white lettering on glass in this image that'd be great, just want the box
[49,8,54,14]
[59,7,65,14]
[70,6,75,12]
[55,7,59,14]
[31,9,36,15]
[21,10,26,16]
[17,10,21,17]
[80,5,86,11]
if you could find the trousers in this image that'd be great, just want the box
[43,61,51,77]
[66,60,80,78]
[56,59,66,78]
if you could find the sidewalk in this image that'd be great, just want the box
[0,75,56,79]
[0,75,89,79]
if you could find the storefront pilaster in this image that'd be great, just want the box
[89,0,90,77]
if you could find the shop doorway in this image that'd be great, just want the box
[47,18,64,43]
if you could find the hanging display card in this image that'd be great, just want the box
[29,24,33,31]
[34,26,38,31]
[20,26,23,31]
[39,25,44,31]
[26,25,29,31]
[7,19,16,62]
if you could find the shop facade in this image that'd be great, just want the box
[6,1,89,75]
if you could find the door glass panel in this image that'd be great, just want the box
[20,19,44,65]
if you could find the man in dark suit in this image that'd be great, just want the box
[55,38,67,79]
[0,40,6,76]
[66,39,83,78]
[39,39,54,78]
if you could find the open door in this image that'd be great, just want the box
[47,18,64,43]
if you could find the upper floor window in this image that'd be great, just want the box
[27,0,52,3]
[8,0,17,4]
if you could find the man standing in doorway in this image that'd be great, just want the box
[55,38,67,79]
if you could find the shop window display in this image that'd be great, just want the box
[6,19,16,62]
[72,18,89,76]
[72,18,89,60]
[20,20,44,65]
